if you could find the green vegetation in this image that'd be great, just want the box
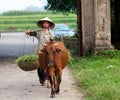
[16,54,39,71]
[16,54,38,64]
[69,50,120,100]
[0,11,77,32]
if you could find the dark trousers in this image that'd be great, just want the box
[37,67,48,84]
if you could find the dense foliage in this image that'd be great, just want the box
[45,0,77,13]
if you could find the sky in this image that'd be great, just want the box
[0,0,47,13]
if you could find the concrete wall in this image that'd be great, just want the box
[81,0,95,55]
[79,0,113,55]
[94,0,114,53]
[57,38,78,54]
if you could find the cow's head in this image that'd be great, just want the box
[40,42,62,67]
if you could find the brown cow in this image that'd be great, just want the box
[38,40,68,98]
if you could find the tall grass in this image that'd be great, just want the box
[0,11,77,32]
[69,50,120,100]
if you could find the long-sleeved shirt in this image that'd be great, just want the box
[28,30,55,50]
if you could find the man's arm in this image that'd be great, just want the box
[25,30,37,36]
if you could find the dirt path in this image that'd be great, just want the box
[0,58,83,100]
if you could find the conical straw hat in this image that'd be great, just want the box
[37,17,55,29]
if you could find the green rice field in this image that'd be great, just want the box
[0,11,77,32]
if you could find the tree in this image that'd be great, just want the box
[45,0,77,13]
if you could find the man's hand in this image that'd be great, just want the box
[25,30,31,34]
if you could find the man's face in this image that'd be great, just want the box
[43,21,50,28]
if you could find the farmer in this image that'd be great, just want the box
[25,17,55,86]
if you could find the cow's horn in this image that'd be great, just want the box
[54,43,58,46]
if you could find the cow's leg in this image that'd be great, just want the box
[53,74,57,90]
[47,80,51,88]
[49,75,55,98]
[55,69,62,94]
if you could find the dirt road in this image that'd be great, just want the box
[0,32,37,57]
[0,58,83,100]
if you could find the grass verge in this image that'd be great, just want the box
[69,50,120,100]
